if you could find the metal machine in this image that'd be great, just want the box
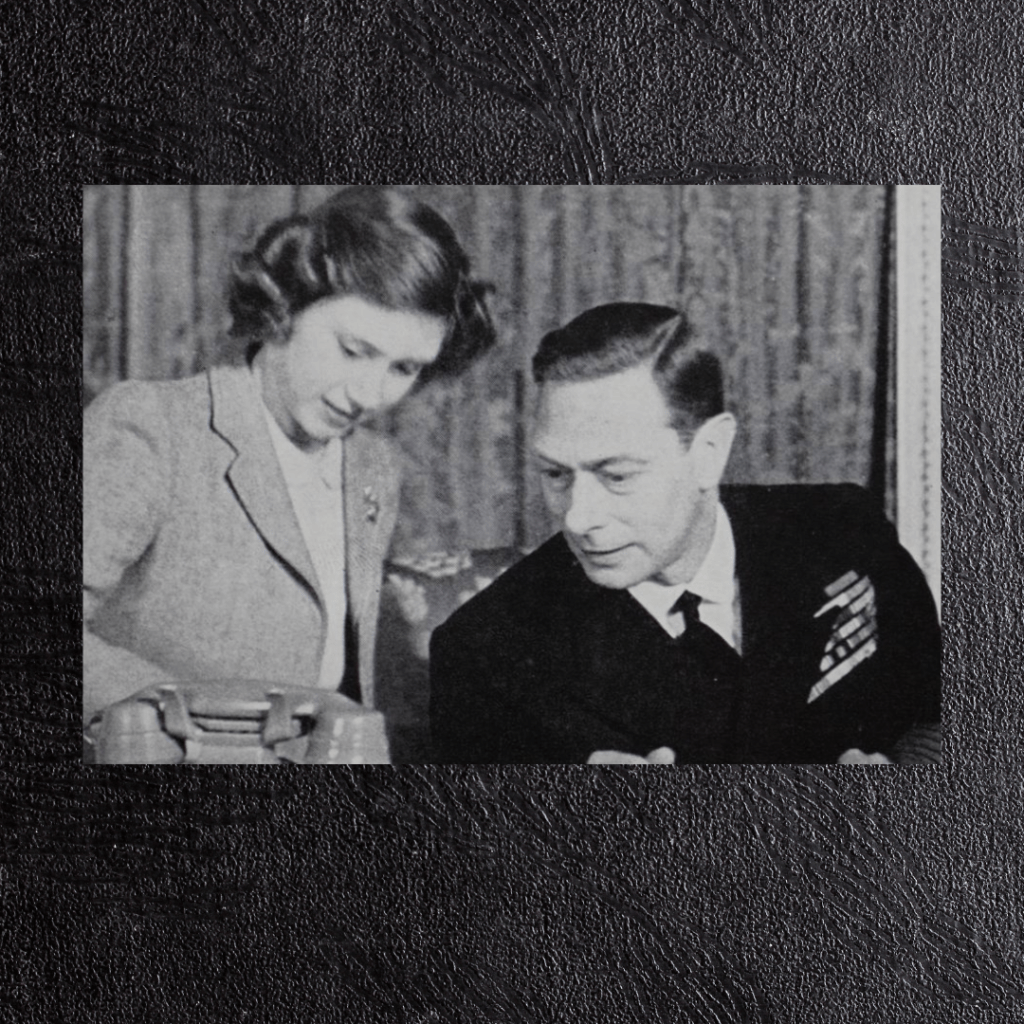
[85,680,390,764]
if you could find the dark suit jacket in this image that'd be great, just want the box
[430,485,941,764]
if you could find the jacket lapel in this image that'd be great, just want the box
[342,428,387,624]
[208,366,320,602]
[723,486,826,662]
[724,489,775,662]
[721,486,838,759]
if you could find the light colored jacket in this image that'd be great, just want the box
[83,364,399,722]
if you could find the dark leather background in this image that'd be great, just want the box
[1,2,1021,1021]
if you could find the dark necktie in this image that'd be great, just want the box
[671,590,743,688]
[632,591,744,762]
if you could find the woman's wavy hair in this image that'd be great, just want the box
[532,302,725,441]
[228,187,496,384]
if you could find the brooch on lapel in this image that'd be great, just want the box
[807,569,878,703]
[363,486,380,524]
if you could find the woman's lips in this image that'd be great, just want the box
[322,399,357,429]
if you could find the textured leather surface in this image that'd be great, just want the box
[1,2,1022,1021]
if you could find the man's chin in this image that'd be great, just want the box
[580,566,638,589]
[569,546,644,589]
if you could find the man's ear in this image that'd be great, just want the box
[691,412,737,490]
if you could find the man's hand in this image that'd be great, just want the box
[587,747,677,764]
[837,748,894,764]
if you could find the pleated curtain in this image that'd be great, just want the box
[84,185,890,555]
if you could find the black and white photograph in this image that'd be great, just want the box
[83,184,941,765]
[4,3,1021,1022]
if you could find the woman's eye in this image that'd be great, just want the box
[393,362,421,378]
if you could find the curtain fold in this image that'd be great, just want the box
[84,185,890,554]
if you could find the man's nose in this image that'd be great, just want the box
[562,477,606,537]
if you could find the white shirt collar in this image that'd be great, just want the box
[628,503,737,643]
[682,502,736,607]
[251,363,348,691]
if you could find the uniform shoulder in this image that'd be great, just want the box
[724,482,886,525]
[723,483,896,566]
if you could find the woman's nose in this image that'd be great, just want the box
[339,365,389,414]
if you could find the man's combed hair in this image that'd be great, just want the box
[532,302,725,437]
[228,186,496,383]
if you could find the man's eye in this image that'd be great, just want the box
[341,343,364,358]
[539,468,570,488]
[601,471,636,489]
[392,361,422,378]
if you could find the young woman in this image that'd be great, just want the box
[84,187,495,725]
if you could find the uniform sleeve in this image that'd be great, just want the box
[429,611,560,764]
[429,605,604,765]
[881,549,942,756]
[83,384,176,722]
[848,487,942,757]
[428,619,505,763]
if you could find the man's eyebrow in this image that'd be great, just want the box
[584,456,648,471]
[530,450,564,466]
[531,451,648,471]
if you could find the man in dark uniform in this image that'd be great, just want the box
[430,303,940,764]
